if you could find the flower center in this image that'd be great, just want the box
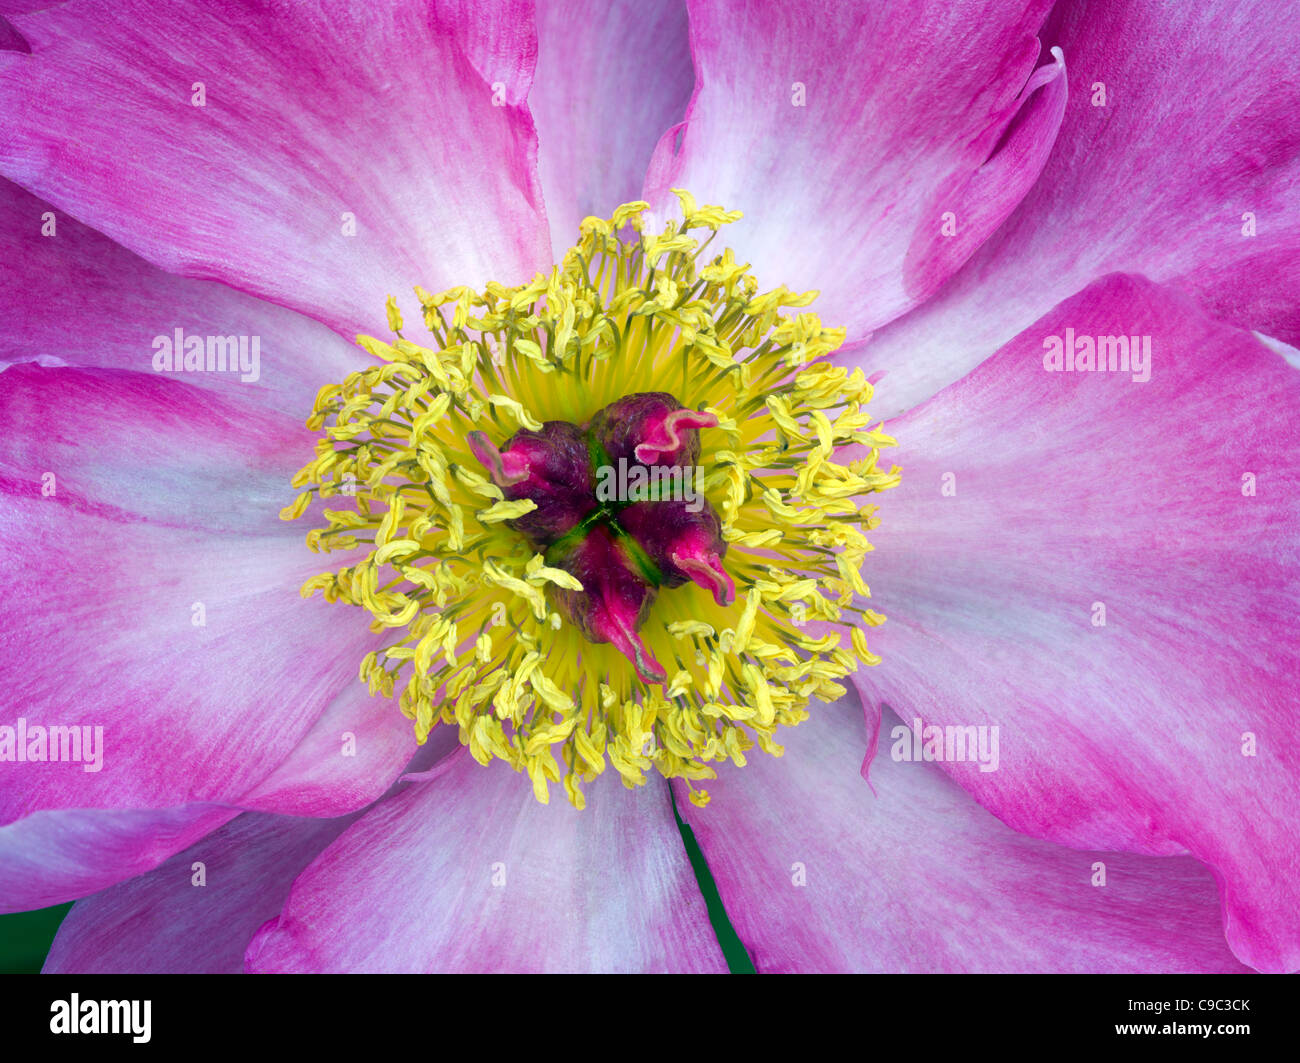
[465,392,734,686]
[284,192,900,808]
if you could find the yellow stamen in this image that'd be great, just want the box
[285,194,900,807]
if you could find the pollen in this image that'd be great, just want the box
[284,192,900,808]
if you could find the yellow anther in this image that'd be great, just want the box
[282,196,899,808]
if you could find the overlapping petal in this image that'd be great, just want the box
[437,0,538,106]
[673,696,1251,972]
[865,0,1300,412]
[0,0,551,339]
[0,177,365,414]
[446,0,695,256]
[855,273,1300,972]
[643,0,1066,341]
[0,13,27,52]
[0,719,459,911]
[43,810,361,972]
[237,696,462,818]
[0,804,235,912]
[532,0,693,255]
[245,752,726,972]
[0,366,401,824]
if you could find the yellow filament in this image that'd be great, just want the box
[284,192,900,808]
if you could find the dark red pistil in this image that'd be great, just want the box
[467,393,732,683]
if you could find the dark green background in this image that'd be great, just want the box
[0,904,70,973]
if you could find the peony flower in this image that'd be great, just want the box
[0,0,1296,975]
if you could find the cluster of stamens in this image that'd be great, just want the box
[284,192,900,808]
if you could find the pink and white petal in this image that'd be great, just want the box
[0,502,379,822]
[0,714,463,912]
[235,694,469,818]
[865,0,1300,412]
[43,809,362,973]
[0,178,366,413]
[438,0,537,106]
[533,0,693,255]
[0,0,550,340]
[0,804,235,912]
[0,364,464,830]
[642,0,1066,340]
[675,697,1251,973]
[856,273,1300,972]
[0,364,310,536]
[245,754,725,972]
[0,371,385,823]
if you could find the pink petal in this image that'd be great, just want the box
[447,0,694,257]
[533,0,693,254]
[245,755,726,972]
[0,804,235,912]
[1,728,461,912]
[0,516,378,823]
[0,177,365,412]
[0,363,311,537]
[643,0,1066,340]
[0,13,27,52]
[0,367,383,823]
[0,0,550,339]
[857,273,1300,972]
[438,0,538,107]
[865,0,1300,411]
[237,697,464,818]
[675,696,1251,972]
[43,810,360,972]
